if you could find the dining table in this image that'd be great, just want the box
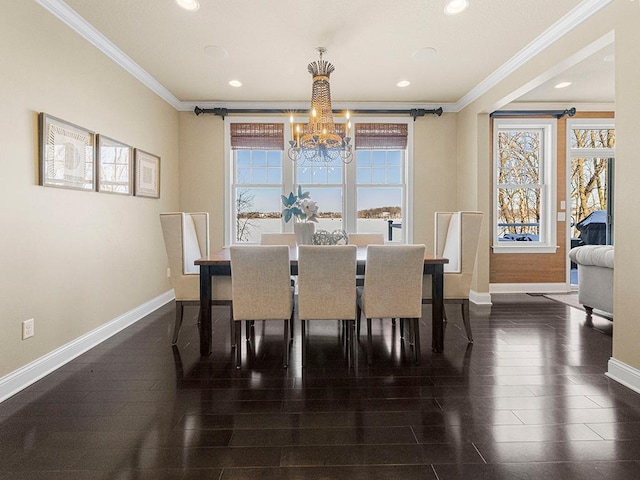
[195,246,448,356]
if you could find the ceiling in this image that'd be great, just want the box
[46,0,614,110]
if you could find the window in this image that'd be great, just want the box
[567,119,615,244]
[226,118,412,245]
[492,118,557,253]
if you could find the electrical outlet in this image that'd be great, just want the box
[166,267,171,278]
[22,319,34,340]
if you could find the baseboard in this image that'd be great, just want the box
[606,358,640,395]
[470,290,492,305]
[489,283,570,294]
[0,290,174,404]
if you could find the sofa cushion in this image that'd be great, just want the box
[568,245,614,269]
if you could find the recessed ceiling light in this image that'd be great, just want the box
[444,0,469,15]
[176,0,200,11]
[229,80,242,88]
[554,81,572,89]
[604,53,615,62]
[412,47,437,61]
[204,45,228,59]
[397,80,411,88]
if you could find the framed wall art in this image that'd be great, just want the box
[97,135,133,195]
[134,149,160,198]
[38,113,95,191]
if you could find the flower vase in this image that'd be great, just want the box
[294,222,315,245]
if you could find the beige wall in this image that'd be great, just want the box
[612,0,640,369]
[0,2,179,378]
[177,113,459,254]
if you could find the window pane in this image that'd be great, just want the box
[304,187,343,231]
[297,163,342,185]
[297,166,312,184]
[357,187,403,242]
[235,187,282,243]
[251,168,267,184]
[570,156,608,238]
[386,166,402,184]
[387,150,402,165]
[267,151,282,166]
[497,130,541,185]
[496,187,541,241]
[267,167,281,184]
[357,150,371,166]
[571,129,615,149]
[357,167,371,184]
[251,151,267,166]
[372,151,386,166]
[237,150,251,166]
[371,167,386,184]
[236,167,251,183]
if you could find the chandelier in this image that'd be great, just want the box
[288,47,353,165]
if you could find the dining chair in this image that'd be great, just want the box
[347,233,385,247]
[297,245,358,367]
[229,245,295,368]
[159,212,232,345]
[347,233,384,287]
[260,232,297,247]
[422,211,483,343]
[357,244,426,365]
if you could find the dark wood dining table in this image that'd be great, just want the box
[195,247,448,356]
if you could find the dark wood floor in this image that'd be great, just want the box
[2,294,640,479]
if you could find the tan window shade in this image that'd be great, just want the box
[230,123,284,150]
[355,123,408,150]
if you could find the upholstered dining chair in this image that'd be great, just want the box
[422,211,483,343]
[229,245,295,368]
[260,232,298,247]
[357,244,426,365]
[347,233,385,247]
[159,212,232,345]
[297,245,358,367]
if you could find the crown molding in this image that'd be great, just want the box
[34,0,182,109]
[453,0,613,112]
[37,0,612,113]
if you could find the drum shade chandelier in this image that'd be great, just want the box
[288,47,353,165]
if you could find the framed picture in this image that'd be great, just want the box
[134,149,160,198]
[38,113,95,191]
[96,135,133,195]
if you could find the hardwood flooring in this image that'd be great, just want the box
[1,294,640,479]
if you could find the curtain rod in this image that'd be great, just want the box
[490,107,576,119]
[193,106,443,121]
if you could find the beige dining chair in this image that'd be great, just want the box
[347,233,385,247]
[230,245,295,368]
[260,232,297,247]
[159,212,232,345]
[357,244,426,365]
[422,211,483,343]
[297,245,358,367]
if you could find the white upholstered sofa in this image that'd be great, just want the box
[568,245,614,317]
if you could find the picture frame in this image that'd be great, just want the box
[38,113,95,191]
[96,135,133,195]
[134,149,160,198]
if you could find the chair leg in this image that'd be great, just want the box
[399,317,405,338]
[461,299,473,343]
[367,318,373,366]
[230,304,235,349]
[349,320,356,368]
[356,304,362,337]
[172,301,184,345]
[283,319,289,368]
[301,319,306,367]
[235,321,242,369]
[289,309,295,341]
[413,318,421,365]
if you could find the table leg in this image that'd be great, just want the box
[431,264,444,353]
[199,265,212,356]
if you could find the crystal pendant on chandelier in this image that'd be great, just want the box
[288,47,353,165]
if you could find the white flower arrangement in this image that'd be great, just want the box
[281,186,319,223]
